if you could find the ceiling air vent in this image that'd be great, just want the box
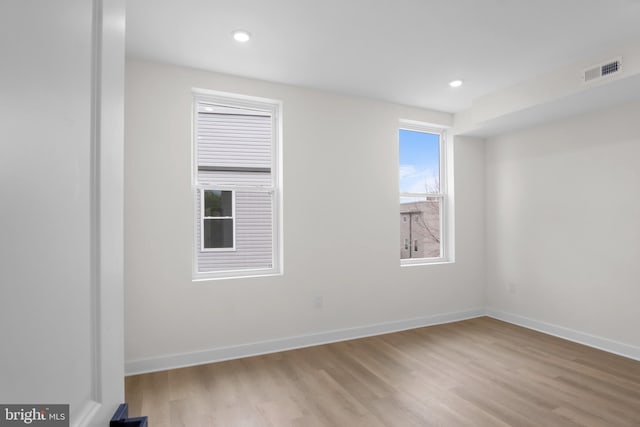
[583,57,622,83]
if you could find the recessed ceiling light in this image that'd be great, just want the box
[449,80,463,88]
[232,29,251,43]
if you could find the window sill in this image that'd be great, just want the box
[401,258,454,267]
[193,269,282,282]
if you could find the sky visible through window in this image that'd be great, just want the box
[399,129,439,197]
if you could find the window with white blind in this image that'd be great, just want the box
[193,90,282,280]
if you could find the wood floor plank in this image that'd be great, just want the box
[125,317,640,426]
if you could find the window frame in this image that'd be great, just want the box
[399,120,452,266]
[192,89,283,281]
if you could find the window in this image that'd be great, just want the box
[399,121,450,264]
[202,190,234,250]
[193,90,282,279]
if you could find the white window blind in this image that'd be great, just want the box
[197,108,272,171]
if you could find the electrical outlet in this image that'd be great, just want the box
[314,295,324,309]
[507,282,516,294]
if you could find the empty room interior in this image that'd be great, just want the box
[2,1,640,426]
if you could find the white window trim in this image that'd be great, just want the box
[200,189,236,252]
[399,120,454,266]
[192,89,283,280]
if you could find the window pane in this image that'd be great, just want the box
[399,129,440,193]
[204,190,232,217]
[400,196,441,259]
[203,218,234,248]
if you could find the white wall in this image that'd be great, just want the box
[125,59,485,372]
[0,1,125,425]
[485,100,640,350]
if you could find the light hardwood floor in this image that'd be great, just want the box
[125,317,640,426]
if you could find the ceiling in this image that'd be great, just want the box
[126,0,640,114]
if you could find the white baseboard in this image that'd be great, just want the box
[486,308,640,361]
[125,308,485,375]
[125,307,640,375]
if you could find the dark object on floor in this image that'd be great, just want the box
[110,403,148,426]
